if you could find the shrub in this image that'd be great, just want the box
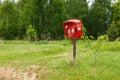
[85,35,109,65]
[26,24,37,41]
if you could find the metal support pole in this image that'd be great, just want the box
[73,38,76,60]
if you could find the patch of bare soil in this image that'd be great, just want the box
[0,65,43,80]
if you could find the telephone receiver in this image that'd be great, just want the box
[67,28,75,38]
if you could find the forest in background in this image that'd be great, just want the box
[0,0,119,40]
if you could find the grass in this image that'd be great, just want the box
[0,40,120,80]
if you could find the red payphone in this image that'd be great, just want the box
[63,19,82,38]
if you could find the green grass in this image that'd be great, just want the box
[0,40,120,80]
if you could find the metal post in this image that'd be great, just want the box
[73,38,76,60]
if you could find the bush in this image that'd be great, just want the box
[84,35,109,65]
[26,24,37,41]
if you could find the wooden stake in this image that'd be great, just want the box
[73,38,76,60]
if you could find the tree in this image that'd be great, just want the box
[45,0,68,39]
[65,0,89,22]
[0,0,19,39]
[17,0,35,39]
[33,0,48,39]
[0,0,94,40]
[111,0,120,37]
[85,0,112,39]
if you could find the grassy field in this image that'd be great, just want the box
[0,40,120,80]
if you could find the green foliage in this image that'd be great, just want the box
[0,0,119,40]
[26,24,37,41]
[0,0,19,40]
[107,21,119,41]
[17,0,68,40]
[85,0,111,39]
[111,0,120,37]
[82,25,87,35]
[42,0,68,40]
[102,37,120,51]
[65,0,88,19]
[80,25,87,40]
[17,0,35,39]
[85,35,109,65]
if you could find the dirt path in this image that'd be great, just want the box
[0,65,44,80]
[0,67,21,80]
[0,52,71,80]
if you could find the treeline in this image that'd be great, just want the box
[0,0,119,40]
